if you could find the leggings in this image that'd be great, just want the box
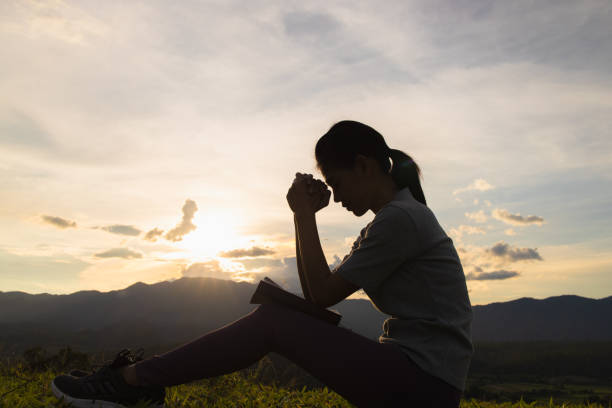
[132,303,462,408]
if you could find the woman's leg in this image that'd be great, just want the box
[131,303,461,407]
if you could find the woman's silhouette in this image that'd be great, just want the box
[52,120,473,408]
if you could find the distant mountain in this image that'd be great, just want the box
[0,277,610,355]
[0,277,386,355]
[471,295,612,341]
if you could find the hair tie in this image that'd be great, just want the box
[400,157,413,166]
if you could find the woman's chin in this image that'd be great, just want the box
[350,207,367,216]
[341,205,365,216]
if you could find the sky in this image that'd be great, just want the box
[1,0,611,305]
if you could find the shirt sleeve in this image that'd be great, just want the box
[334,204,421,293]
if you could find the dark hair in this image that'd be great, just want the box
[315,120,426,206]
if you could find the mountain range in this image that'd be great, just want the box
[1,277,610,355]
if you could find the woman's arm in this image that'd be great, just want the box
[288,173,358,307]
[294,212,332,306]
[294,213,314,302]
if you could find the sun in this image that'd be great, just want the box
[177,210,249,261]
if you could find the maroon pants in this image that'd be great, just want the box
[133,303,461,408]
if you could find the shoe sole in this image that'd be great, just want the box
[51,379,165,408]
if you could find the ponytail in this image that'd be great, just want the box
[388,149,426,206]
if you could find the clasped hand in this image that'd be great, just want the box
[286,172,331,215]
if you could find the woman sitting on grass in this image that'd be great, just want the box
[51,120,474,408]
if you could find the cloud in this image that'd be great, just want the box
[236,258,283,270]
[466,270,520,280]
[98,225,141,236]
[259,256,302,295]
[283,11,340,40]
[465,210,488,223]
[449,225,486,241]
[453,178,494,195]
[492,208,545,226]
[179,255,311,295]
[181,255,341,297]
[41,215,77,229]
[282,9,389,71]
[329,254,343,271]
[1,0,107,45]
[218,246,276,258]
[143,228,164,242]
[182,260,228,278]
[457,241,543,279]
[411,1,612,74]
[180,259,267,286]
[486,242,543,262]
[505,229,516,236]
[241,257,301,293]
[93,248,143,259]
[165,199,198,242]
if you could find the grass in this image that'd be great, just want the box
[1,367,610,408]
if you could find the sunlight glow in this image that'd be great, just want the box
[177,210,249,262]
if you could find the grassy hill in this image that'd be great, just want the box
[1,368,609,408]
[1,347,610,407]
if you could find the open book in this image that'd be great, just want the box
[250,277,342,326]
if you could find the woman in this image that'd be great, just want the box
[51,120,473,408]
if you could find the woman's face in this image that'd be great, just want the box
[323,166,370,216]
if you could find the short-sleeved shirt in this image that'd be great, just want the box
[333,186,474,391]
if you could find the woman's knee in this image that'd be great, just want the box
[257,302,289,310]
[253,303,288,318]
[251,304,304,331]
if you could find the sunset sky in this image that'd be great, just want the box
[1,0,611,305]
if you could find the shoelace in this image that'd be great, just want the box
[84,348,146,375]
[109,348,145,369]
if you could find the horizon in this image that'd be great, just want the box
[1,1,611,306]
[1,276,610,307]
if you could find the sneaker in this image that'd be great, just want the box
[69,368,92,377]
[68,349,145,378]
[51,348,165,408]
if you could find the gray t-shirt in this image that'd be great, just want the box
[334,187,474,391]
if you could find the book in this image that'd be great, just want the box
[249,277,342,326]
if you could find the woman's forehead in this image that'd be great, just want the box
[323,168,348,184]
[322,169,338,182]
